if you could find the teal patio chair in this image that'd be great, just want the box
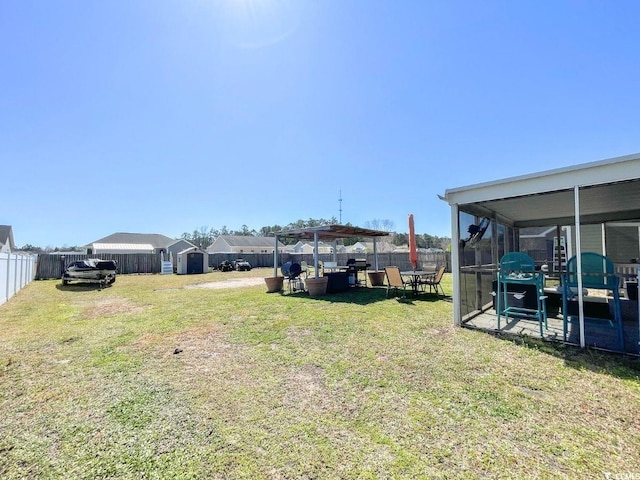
[561,253,624,349]
[497,252,548,337]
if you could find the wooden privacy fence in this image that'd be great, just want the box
[36,253,160,279]
[35,251,449,280]
[1,252,38,305]
[209,251,449,273]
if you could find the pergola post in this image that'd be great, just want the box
[273,235,279,277]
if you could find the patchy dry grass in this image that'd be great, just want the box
[0,268,639,479]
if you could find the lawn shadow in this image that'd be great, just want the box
[489,330,640,381]
[55,283,112,292]
[280,287,454,306]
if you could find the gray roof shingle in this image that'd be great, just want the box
[89,232,176,249]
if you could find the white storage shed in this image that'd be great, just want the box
[176,247,208,275]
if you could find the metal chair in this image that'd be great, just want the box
[561,253,624,348]
[497,252,547,337]
[384,266,410,298]
[420,266,446,297]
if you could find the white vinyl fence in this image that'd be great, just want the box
[0,252,38,306]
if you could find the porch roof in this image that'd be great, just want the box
[443,152,640,227]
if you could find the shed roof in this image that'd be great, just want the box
[178,246,207,255]
[443,152,640,227]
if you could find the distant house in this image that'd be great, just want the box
[207,235,285,254]
[0,225,16,253]
[345,241,368,254]
[166,238,197,259]
[286,240,334,255]
[86,232,176,255]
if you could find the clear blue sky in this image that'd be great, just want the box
[3,0,640,248]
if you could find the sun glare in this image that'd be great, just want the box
[201,0,301,48]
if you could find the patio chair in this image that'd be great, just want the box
[561,252,624,349]
[384,266,410,299]
[497,252,547,337]
[420,266,446,297]
[421,263,437,274]
[300,261,310,279]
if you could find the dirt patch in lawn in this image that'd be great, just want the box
[80,297,149,320]
[184,277,265,290]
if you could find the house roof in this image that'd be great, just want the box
[443,152,640,227]
[92,243,155,252]
[89,232,175,249]
[0,225,15,250]
[275,224,390,241]
[216,235,284,247]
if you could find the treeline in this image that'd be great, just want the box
[181,218,450,251]
[18,218,450,253]
[180,217,341,249]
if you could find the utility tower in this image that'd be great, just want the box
[339,190,343,224]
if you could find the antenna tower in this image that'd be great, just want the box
[339,190,343,224]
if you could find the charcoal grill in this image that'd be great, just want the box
[282,262,305,293]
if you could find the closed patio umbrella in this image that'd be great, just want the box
[409,213,418,271]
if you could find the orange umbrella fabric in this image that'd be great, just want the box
[408,214,418,270]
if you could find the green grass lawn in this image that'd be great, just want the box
[1,269,639,479]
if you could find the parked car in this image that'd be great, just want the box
[233,258,252,271]
[218,260,234,272]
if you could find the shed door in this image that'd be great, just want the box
[187,253,203,274]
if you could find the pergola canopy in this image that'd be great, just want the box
[274,224,390,240]
[271,224,390,279]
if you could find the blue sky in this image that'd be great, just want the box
[2,0,640,248]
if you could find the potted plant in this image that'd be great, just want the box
[305,276,328,297]
[367,270,386,287]
[264,276,284,293]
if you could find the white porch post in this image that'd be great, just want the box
[574,186,586,348]
[451,204,461,327]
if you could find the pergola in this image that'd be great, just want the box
[271,224,390,278]
[444,152,640,351]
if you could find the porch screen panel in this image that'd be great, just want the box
[459,212,495,319]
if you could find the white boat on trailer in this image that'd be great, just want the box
[62,259,117,287]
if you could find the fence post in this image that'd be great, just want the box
[12,252,18,299]
[5,252,10,303]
